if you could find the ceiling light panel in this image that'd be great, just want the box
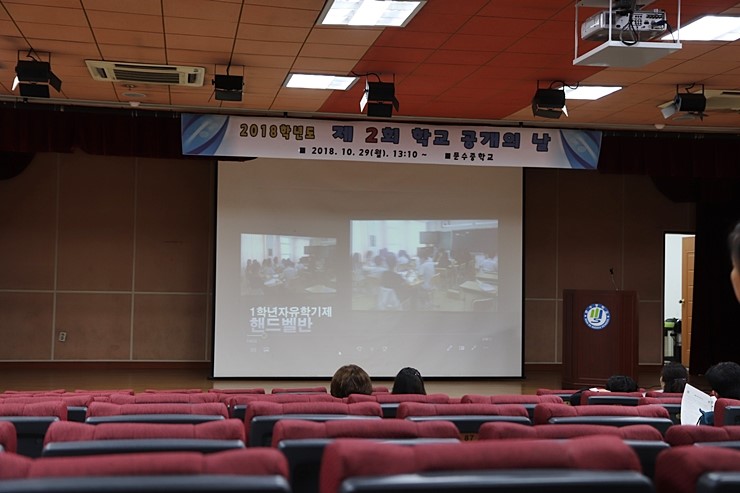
[663,15,740,41]
[286,74,358,90]
[319,0,426,27]
[564,86,622,100]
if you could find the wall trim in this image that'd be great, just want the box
[0,361,211,370]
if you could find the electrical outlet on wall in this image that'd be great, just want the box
[58,331,67,342]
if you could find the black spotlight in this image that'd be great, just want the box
[14,58,62,98]
[531,88,566,119]
[675,92,706,113]
[360,80,399,117]
[213,74,243,102]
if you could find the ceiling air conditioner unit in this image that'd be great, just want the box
[85,60,205,87]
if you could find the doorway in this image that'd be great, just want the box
[664,233,695,368]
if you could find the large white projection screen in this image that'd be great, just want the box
[214,158,522,378]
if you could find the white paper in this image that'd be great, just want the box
[681,383,717,425]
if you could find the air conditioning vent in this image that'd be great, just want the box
[85,60,205,87]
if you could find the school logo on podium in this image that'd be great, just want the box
[584,303,610,330]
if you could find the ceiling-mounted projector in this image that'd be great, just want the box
[581,9,667,41]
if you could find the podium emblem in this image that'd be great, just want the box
[584,303,610,330]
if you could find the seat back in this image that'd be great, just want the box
[349,394,451,417]
[0,421,17,453]
[665,424,740,446]
[319,436,643,493]
[227,394,341,420]
[655,445,740,493]
[535,403,672,435]
[0,401,67,457]
[398,403,530,438]
[0,449,289,493]
[245,402,382,446]
[109,393,220,404]
[715,399,740,426]
[478,422,663,441]
[271,387,327,394]
[462,395,563,419]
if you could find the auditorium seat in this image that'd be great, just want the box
[0,421,17,453]
[0,401,67,457]
[0,395,92,423]
[534,403,673,435]
[227,394,342,420]
[665,424,740,446]
[85,402,228,425]
[272,387,327,394]
[638,397,682,424]
[319,436,649,493]
[713,398,740,426]
[274,419,460,493]
[209,388,266,395]
[397,403,531,439]
[144,388,205,393]
[461,394,563,419]
[42,419,246,457]
[644,392,683,399]
[371,386,389,394]
[348,393,451,417]
[73,389,134,396]
[245,401,382,446]
[0,448,290,493]
[579,391,644,406]
[655,445,740,493]
[477,422,667,478]
[108,393,220,404]
[535,389,579,402]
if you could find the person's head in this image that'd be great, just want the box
[706,361,740,399]
[660,362,689,393]
[330,364,372,398]
[605,375,638,392]
[391,367,426,395]
[729,221,740,303]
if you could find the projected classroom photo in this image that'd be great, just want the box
[351,220,498,312]
[240,234,338,298]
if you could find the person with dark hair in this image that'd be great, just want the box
[660,362,689,393]
[330,364,373,398]
[392,367,426,395]
[729,221,740,303]
[605,375,639,392]
[706,361,740,400]
[698,361,740,425]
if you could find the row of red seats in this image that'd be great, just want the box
[1,424,739,493]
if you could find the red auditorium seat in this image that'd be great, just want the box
[638,396,682,424]
[533,403,673,435]
[108,393,220,404]
[665,424,740,446]
[461,394,563,419]
[644,391,683,398]
[209,388,266,394]
[144,388,204,393]
[0,421,17,453]
[535,389,579,401]
[0,401,67,457]
[85,402,228,425]
[319,436,649,493]
[371,386,389,393]
[271,387,327,394]
[348,393,451,417]
[0,448,290,493]
[226,393,341,420]
[579,391,644,406]
[655,445,740,493]
[478,422,668,478]
[713,398,740,426]
[244,401,382,447]
[396,402,530,438]
[42,419,247,456]
[274,419,460,493]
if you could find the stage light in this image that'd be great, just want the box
[660,84,707,119]
[360,80,399,117]
[531,88,567,119]
[213,74,243,102]
[13,56,62,98]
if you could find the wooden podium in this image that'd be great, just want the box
[562,289,639,389]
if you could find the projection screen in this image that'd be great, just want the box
[213,158,522,378]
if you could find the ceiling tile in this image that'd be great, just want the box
[162,0,242,21]
[93,29,165,48]
[165,18,238,39]
[292,56,359,72]
[441,34,516,52]
[16,23,95,43]
[6,0,81,7]
[86,11,163,32]
[305,27,381,46]
[241,5,320,28]
[362,46,433,63]
[234,39,302,57]
[425,49,494,65]
[406,13,469,33]
[460,17,541,37]
[299,43,369,60]
[374,30,449,50]
[4,3,88,26]
[229,53,294,69]
[22,39,100,57]
[165,33,234,53]
[503,36,571,55]
[238,24,311,43]
[99,44,166,63]
[82,0,162,15]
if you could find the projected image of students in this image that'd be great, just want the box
[351,220,498,312]
[240,234,337,298]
